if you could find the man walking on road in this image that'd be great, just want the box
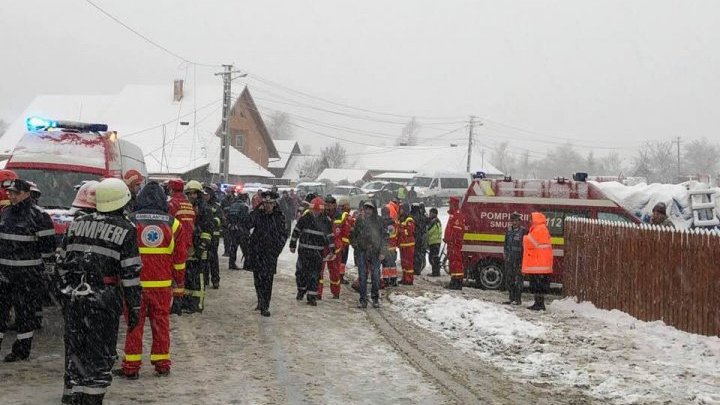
[350,202,386,308]
[244,191,288,317]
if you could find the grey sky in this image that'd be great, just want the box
[1,0,718,160]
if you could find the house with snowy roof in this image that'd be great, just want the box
[0,81,279,183]
[268,139,302,178]
[354,145,504,178]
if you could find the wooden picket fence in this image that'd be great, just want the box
[563,218,720,337]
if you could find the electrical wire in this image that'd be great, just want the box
[83,0,220,68]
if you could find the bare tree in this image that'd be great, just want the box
[320,142,347,169]
[632,140,675,183]
[585,151,598,175]
[517,149,532,178]
[266,111,294,140]
[534,143,584,179]
[0,119,8,138]
[396,117,420,146]
[596,152,625,176]
[491,141,516,175]
[683,137,719,176]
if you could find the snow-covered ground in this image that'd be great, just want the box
[391,292,720,404]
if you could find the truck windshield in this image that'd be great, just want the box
[411,177,432,187]
[12,169,101,209]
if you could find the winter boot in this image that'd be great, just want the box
[527,295,546,311]
[332,293,340,299]
[296,290,305,301]
[445,279,462,290]
[260,309,271,317]
[372,299,380,308]
[84,394,105,405]
[4,352,29,362]
[357,300,367,309]
[61,393,76,404]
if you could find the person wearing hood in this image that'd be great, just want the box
[119,182,188,379]
[521,212,554,311]
[651,202,674,228]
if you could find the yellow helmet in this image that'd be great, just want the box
[184,180,205,194]
[95,178,131,212]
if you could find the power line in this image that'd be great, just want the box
[83,0,219,68]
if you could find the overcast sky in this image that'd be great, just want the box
[2,0,719,161]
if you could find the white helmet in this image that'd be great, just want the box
[95,178,131,212]
[72,180,100,209]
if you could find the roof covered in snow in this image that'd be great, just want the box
[315,168,370,183]
[281,154,315,181]
[269,139,300,169]
[2,85,274,178]
[354,145,504,176]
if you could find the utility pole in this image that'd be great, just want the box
[675,136,682,177]
[214,64,246,183]
[466,116,475,172]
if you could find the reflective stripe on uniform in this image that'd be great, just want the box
[122,278,141,287]
[17,331,33,339]
[341,237,349,243]
[172,219,181,233]
[67,244,121,260]
[173,288,185,294]
[140,280,172,288]
[0,233,37,241]
[464,233,565,245]
[200,233,211,240]
[41,252,54,259]
[399,242,415,247]
[302,229,325,236]
[0,258,43,266]
[298,244,324,250]
[150,353,170,361]
[72,386,107,395]
[36,229,56,237]
[124,353,142,362]
[403,269,414,273]
[174,263,186,271]
[121,256,142,267]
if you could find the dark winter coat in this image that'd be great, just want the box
[135,182,168,212]
[289,212,334,254]
[278,195,296,222]
[350,211,387,257]
[245,207,288,274]
[504,225,528,262]
[0,198,57,268]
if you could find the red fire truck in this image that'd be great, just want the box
[460,176,640,290]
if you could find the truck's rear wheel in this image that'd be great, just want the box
[474,260,504,290]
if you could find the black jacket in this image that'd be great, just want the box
[191,199,215,260]
[350,212,386,257]
[289,212,333,254]
[0,198,56,269]
[504,225,527,262]
[245,207,288,274]
[57,211,142,310]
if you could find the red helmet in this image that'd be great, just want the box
[0,169,18,185]
[168,178,185,192]
[310,196,325,213]
[122,169,144,187]
[72,180,99,209]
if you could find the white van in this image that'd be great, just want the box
[410,172,471,206]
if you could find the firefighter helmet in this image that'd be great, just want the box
[95,178,131,212]
[72,180,99,209]
[122,169,144,187]
[168,178,185,192]
[184,180,206,194]
[28,181,41,198]
[310,196,325,213]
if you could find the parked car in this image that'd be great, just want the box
[361,181,404,205]
[410,172,471,206]
[296,182,326,199]
[330,186,370,208]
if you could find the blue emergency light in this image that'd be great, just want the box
[26,116,109,132]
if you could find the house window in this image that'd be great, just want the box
[233,133,245,149]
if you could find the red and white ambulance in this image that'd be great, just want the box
[5,117,147,238]
[460,176,640,290]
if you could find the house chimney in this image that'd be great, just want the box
[173,79,184,102]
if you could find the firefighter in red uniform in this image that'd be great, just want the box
[167,179,195,315]
[317,196,351,299]
[398,203,416,285]
[444,196,466,290]
[381,206,399,287]
[120,182,188,378]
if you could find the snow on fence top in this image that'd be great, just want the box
[565,216,720,236]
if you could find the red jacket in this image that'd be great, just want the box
[332,210,352,253]
[444,209,465,248]
[168,192,195,250]
[398,215,415,248]
[387,219,399,249]
[129,210,188,295]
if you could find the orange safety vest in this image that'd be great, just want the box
[521,212,553,275]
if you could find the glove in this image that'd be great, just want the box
[289,247,296,254]
[173,286,185,298]
[128,307,141,332]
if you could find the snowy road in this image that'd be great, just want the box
[1,242,718,404]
